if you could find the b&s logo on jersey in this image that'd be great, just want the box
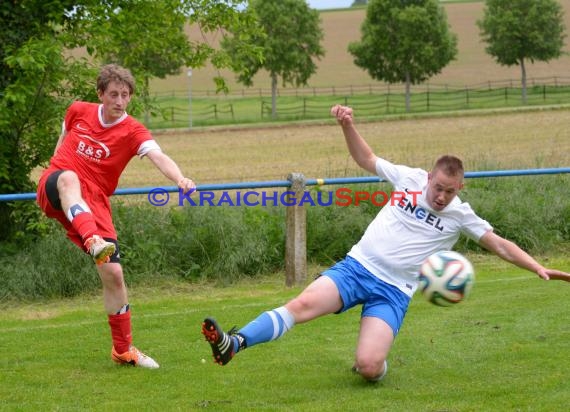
[75,134,111,162]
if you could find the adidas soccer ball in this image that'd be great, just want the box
[418,250,475,307]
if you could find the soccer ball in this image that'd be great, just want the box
[418,250,475,307]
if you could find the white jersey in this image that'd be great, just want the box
[347,158,492,297]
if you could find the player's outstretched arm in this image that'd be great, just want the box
[479,231,570,282]
[540,269,570,282]
[145,150,196,193]
[330,104,378,175]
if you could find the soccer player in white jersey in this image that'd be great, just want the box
[202,104,570,382]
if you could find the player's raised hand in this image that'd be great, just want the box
[330,105,354,126]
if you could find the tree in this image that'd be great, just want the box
[477,0,566,103]
[348,0,457,112]
[0,0,92,244]
[221,0,325,119]
[68,0,194,124]
[0,0,262,243]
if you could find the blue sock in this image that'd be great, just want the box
[233,306,295,352]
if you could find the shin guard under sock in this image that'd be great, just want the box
[108,305,132,354]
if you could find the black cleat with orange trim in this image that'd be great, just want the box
[201,317,239,366]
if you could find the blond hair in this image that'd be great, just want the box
[96,64,135,95]
[432,155,464,178]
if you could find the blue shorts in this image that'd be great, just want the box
[322,256,411,336]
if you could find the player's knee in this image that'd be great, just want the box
[57,171,80,190]
[285,298,306,319]
[98,264,125,290]
[286,294,319,321]
[355,356,386,381]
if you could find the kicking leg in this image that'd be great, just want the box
[202,275,343,365]
[54,171,115,264]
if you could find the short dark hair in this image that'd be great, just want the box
[96,64,135,95]
[432,155,464,177]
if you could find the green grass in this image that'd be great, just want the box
[143,85,570,129]
[1,256,569,411]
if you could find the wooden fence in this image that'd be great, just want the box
[147,76,570,129]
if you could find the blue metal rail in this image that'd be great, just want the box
[1,167,569,202]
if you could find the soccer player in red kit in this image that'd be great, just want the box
[36,64,196,368]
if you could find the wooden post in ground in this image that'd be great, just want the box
[285,173,307,286]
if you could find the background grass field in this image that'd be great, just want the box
[118,108,570,188]
[150,1,570,94]
[144,0,570,128]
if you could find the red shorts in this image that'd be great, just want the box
[37,168,117,251]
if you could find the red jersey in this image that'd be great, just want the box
[48,101,154,196]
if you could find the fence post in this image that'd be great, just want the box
[285,172,307,287]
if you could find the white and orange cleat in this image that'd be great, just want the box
[84,235,115,265]
[111,346,159,369]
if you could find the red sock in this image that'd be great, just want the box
[108,310,132,354]
[70,212,98,242]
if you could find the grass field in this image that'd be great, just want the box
[117,108,570,189]
[144,84,570,129]
[1,257,569,411]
